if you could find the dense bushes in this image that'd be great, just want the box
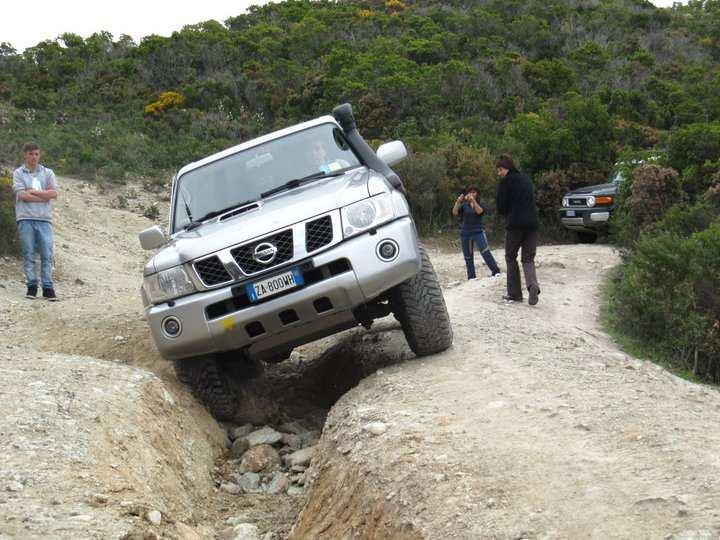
[395,143,498,235]
[608,142,720,382]
[0,173,19,256]
[608,218,720,381]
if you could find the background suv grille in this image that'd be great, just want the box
[568,197,587,207]
[306,215,333,252]
[194,256,232,286]
[232,229,294,275]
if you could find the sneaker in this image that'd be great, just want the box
[491,272,503,278]
[502,294,523,302]
[42,288,58,301]
[528,285,540,306]
[25,285,38,299]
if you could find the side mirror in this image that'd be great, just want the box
[139,225,167,250]
[377,140,408,167]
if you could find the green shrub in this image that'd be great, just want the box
[394,151,448,234]
[625,164,683,228]
[667,121,720,174]
[612,163,683,247]
[116,194,128,209]
[143,202,160,221]
[0,175,19,256]
[608,218,720,382]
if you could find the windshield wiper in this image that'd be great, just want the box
[260,170,344,199]
[184,199,256,231]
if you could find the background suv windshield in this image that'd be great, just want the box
[172,123,361,232]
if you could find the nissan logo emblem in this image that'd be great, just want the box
[253,242,278,264]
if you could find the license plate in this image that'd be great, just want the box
[245,267,304,302]
[566,210,576,217]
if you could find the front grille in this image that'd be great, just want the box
[306,215,333,252]
[569,197,587,207]
[194,256,232,286]
[205,259,352,320]
[231,229,294,275]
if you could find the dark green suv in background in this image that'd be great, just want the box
[559,170,623,243]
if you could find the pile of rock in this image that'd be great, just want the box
[218,423,319,497]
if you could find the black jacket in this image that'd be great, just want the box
[496,168,539,231]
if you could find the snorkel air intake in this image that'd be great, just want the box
[332,103,404,192]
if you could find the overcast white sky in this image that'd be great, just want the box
[1,0,685,53]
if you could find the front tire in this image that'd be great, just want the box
[391,245,453,356]
[174,355,237,421]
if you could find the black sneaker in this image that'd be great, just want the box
[502,294,522,302]
[25,285,38,299]
[42,288,58,301]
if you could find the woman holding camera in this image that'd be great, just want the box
[452,186,501,279]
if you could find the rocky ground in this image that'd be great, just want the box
[1,176,719,539]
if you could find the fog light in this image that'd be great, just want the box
[377,240,399,261]
[162,316,182,338]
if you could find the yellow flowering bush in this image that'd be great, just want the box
[144,91,186,117]
[385,0,406,10]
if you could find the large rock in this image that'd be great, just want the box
[231,472,261,493]
[265,472,290,495]
[243,427,283,447]
[280,433,302,451]
[229,424,255,441]
[231,437,250,458]
[298,430,320,447]
[220,482,242,495]
[239,444,281,473]
[283,446,316,468]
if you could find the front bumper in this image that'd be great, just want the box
[144,217,420,361]
[559,208,612,232]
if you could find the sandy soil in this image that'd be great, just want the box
[1,176,719,539]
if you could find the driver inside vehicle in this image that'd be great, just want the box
[311,140,348,174]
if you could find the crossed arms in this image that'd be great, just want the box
[18,189,57,203]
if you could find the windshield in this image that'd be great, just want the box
[172,123,361,232]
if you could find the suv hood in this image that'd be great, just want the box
[565,182,617,197]
[146,167,378,275]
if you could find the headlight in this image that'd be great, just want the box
[562,198,569,207]
[586,195,596,207]
[143,266,196,304]
[341,194,395,237]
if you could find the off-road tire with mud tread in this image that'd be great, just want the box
[173,355,236,421]
[391,245,453,356]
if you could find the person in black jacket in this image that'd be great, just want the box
[495,154,541,305]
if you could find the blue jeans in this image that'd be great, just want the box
[461,230,500,279]
[17,220,54,289]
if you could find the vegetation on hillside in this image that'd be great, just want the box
[0,0,718,375]
[0,0,718,226]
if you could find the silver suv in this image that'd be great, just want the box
[138,104,453,419]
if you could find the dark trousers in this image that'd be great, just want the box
[505,229,539,299]
[461,230,500,279]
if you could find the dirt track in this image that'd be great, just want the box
[1,176,719,539]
